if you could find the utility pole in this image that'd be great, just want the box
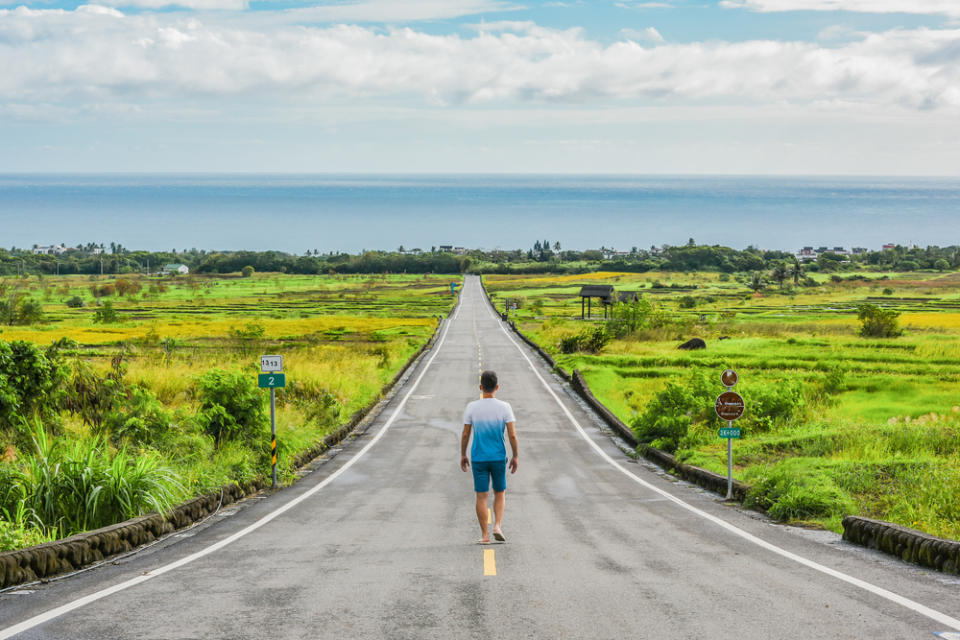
[100,258,104,276]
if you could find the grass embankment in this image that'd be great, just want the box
[485,271,960,539]
[0,273,458,550]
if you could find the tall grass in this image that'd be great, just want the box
[5,421,185,540]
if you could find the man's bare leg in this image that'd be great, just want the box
[492,490,505,537]
[475,491,490,542]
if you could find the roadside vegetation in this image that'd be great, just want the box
[485,268,960,539]
[0,272,457,550]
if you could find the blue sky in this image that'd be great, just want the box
[1,0,959,174]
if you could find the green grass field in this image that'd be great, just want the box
[0,272,459,549]
[485,270,960,539]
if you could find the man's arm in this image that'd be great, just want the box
[506,421,518,473]
[460,424,472,471]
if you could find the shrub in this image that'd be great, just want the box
[558,326,610,354]
[606,298,654,338]
[114,278,142,296]
[857,303,901,338]
[16,299,44,325]
[241,265,255,278]
[882,288,894,295]
[933,258,950,272]
[94,301,120,324]
[65,296,85,308]
[63,357,127,430]
[0,340,67,433]
[103,386,173,445]
[632,370,716,452]
[195,369,267,447]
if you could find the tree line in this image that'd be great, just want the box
[2,242,958,276]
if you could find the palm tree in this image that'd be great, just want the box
[748,271,766,292]
[791,258,802,286]
[771,261,789,288]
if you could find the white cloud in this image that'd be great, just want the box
[616,1,676,8]
[0,9,958,114]
[720,0,960,18]
[620,26,665,43]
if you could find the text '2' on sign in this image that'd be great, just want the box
[715,391,745,421]
[260,355,283,372]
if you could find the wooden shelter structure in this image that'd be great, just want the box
[579,285,614,319]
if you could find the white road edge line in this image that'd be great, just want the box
[0,306,459,640]
[480,285,960,632]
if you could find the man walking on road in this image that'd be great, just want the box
[461,370,519,544]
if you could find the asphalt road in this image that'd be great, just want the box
[1,275,959,639]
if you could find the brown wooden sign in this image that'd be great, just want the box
[715,391,745,421]
[721,369,739,387]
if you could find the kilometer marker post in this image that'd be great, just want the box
[716,369,745,500]
[259,355,286,489]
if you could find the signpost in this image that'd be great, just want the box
[716,370,745,500]
[258,355,285,488]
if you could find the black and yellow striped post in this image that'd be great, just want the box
[270,386,277,489]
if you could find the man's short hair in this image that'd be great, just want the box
[480,370,498,392]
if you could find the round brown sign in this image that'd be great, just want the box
[715,391,745,421]
[721,369,739,388]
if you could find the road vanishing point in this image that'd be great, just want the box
[1,275,959,639]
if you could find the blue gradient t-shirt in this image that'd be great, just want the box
[463,398,515,462]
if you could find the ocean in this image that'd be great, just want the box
[1,174,957,253]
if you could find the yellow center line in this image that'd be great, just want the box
[483,549,497,576]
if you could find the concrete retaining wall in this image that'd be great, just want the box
[0,315,447,590]
[842,516,960,575]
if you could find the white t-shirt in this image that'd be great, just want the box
[463,397,515,462]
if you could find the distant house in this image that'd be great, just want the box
[160,263,190,275]
[882,243,897,251]
[454,247,467,255]
[438,245,453,252]
[91,247,105,255]
[32,244,67,255]
[852,247,868,255]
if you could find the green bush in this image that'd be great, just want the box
[0,340,67,433]
[857,303,901,338]
[746,381,805,431]
[93,301,119,324]
[63,357,127,430]
[241,265,255,278]
[195,369,267,447]
[606,298,655,337]
[632,370,716,452]
[558,325,610,354]
[65,296,85,308]
[103,386,173,445]
[677,295,697,309]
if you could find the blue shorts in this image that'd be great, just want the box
[472,459,507,493]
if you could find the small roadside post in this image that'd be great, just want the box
[715,369,745,500]
[450,282,457,295]
[258,355,285,489]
